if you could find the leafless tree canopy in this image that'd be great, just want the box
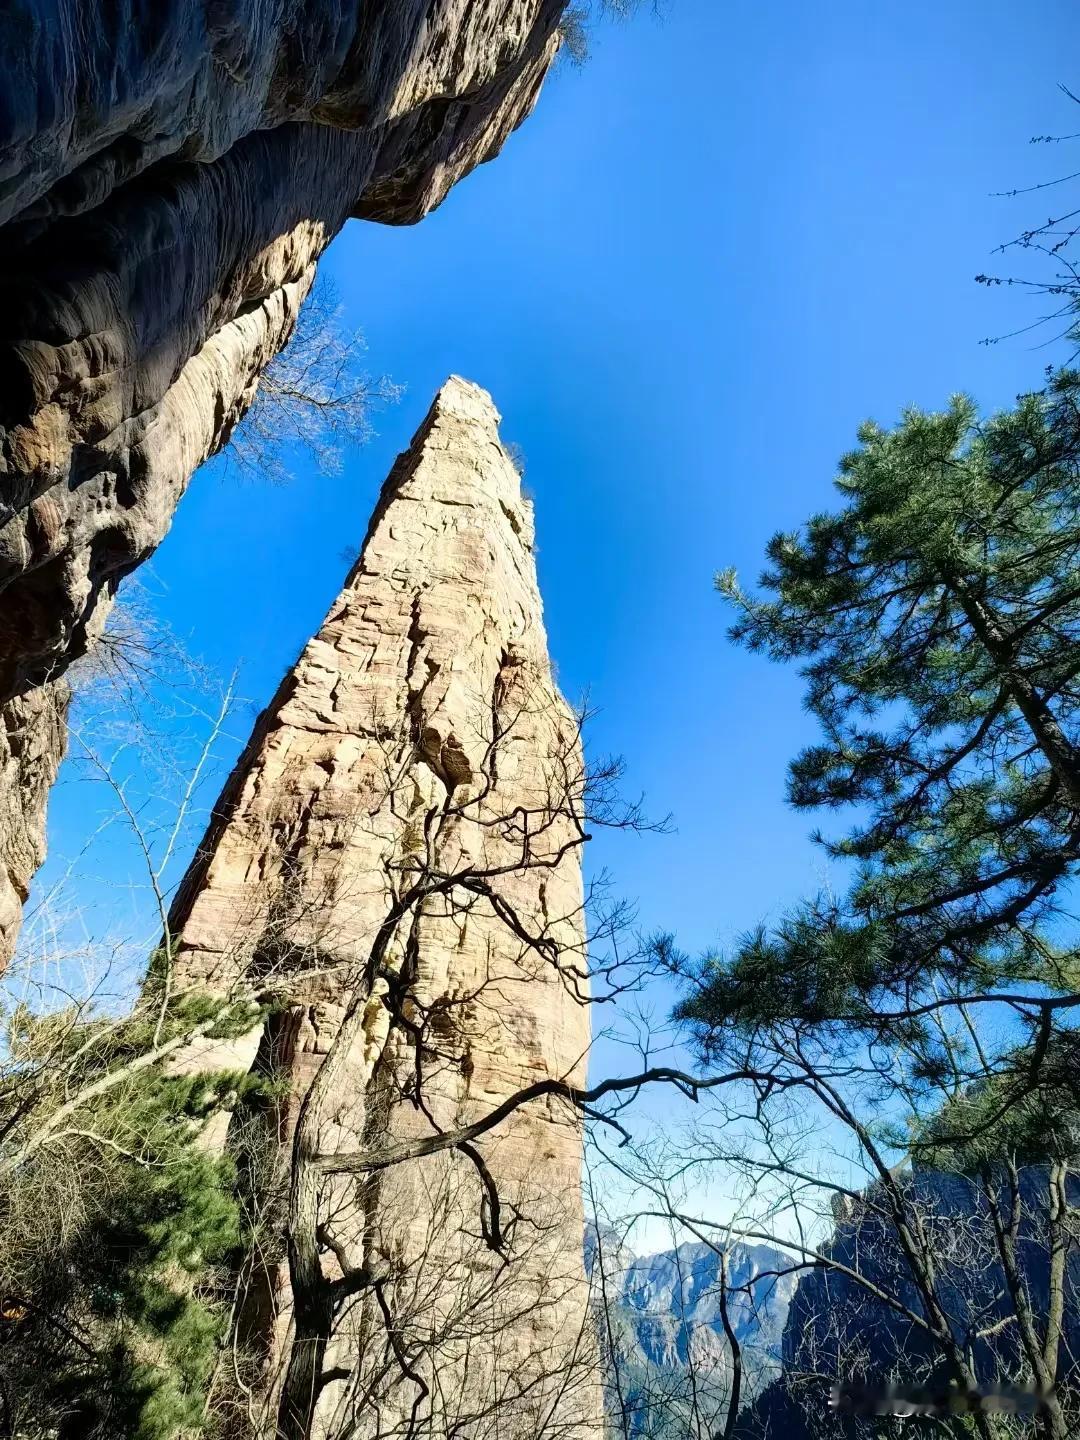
[0,654,674,1440]
[226,277,402,486]
[978,84,1080,355]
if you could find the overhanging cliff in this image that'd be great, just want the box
[0,0,570,965]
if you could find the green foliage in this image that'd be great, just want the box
[0,993,271,1438]
[46,1149,237,1437]
[916,1043,1080,1174]
[664,375,1080,1440]
[679,368,1080,1160]
[676,368,1080,1180]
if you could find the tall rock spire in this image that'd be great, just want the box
[169,378,601,1437]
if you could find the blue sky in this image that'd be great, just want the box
[33,0,1079,1124]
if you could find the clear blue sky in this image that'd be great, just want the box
[35,0,1080,1052]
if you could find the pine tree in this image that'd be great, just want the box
[0,987,270,1438]
[670,371,1080,1440]
[681,369,1080,1141]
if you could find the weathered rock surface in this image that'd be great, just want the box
[0,680,69,966]
[0,0,569,966]
[169,378,601,1436]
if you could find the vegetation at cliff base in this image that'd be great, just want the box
[0,991,269,1439]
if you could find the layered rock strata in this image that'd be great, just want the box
[0,0,569,966]
[168,378,600,1437]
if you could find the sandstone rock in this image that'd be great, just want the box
[0,681,69,967]
[168,378,601,1436]
[0,0,569,966]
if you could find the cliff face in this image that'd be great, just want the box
[782,1166,1080,1377]
[0,682,69,958]
[615,1240,794,1372]
[167,378,600,1436]
[0,0,569,965]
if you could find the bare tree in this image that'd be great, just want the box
[225,276,402,487]
[1,656,688,1439]
[557,1,663,69]
[170,672,666,1440]
[16,651,1074,1440]
[583,1167,775,1440]
[977,83,1080,355]
[0,645,262,1438]
[587,979,1080,1440]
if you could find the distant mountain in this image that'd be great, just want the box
[585,1225,798,1436]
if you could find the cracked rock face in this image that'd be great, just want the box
[0,0,568,967]
[168,379,601,1436]
[0,681,69,964]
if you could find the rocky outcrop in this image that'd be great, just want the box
[167,378,600,1436]
[782,1165,1080,1381]
[614,1239,794,1374]
[0,680,69,965]
[0,0,569,967]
